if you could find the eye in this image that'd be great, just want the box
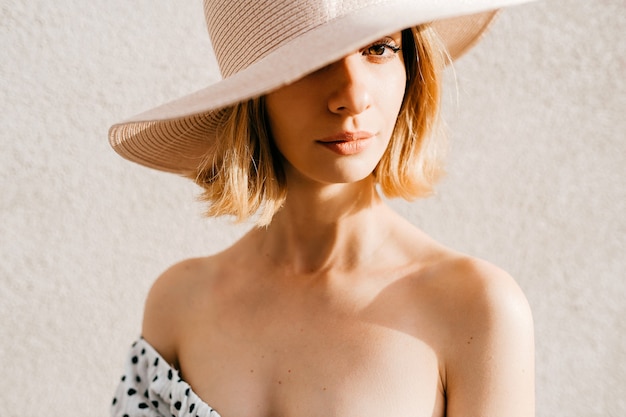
[363,40,401,57]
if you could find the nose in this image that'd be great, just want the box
[326,55,372,116]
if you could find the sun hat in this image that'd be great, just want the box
[109,0,536,175]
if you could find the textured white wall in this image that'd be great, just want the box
[1,0,623,415]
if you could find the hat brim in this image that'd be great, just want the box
[109,1,530,174]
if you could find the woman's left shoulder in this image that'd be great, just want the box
[393,222,533,330]
[425,253,534,335]
[420,254,535,415]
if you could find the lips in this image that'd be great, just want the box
[316,131,374,156]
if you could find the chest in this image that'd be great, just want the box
[178,312,444,417]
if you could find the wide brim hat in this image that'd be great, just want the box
[110,0,535,175]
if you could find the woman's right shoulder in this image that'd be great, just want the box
[140,255,223,366]
[149,256,219,298]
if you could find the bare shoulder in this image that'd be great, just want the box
[422,252,534,349]
[437,255,533,328]
[427,254,535,415]
[393,220,532,330]
[389,217,535,415]
[390,216,533,343]
[141,256,221,366]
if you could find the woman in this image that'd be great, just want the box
[110,1,535,416]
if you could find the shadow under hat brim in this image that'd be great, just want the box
[109,0,533,174]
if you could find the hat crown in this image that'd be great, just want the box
[204,0,384,78]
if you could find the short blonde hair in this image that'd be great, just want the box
[192,25,445,226]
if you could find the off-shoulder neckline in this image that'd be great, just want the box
[136,337,221,416]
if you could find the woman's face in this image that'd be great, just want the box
[265,32,406,187]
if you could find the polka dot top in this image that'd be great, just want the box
[111,338,222,417]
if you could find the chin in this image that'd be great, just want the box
[316,164,378,186]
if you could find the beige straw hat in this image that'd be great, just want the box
[109,0,535,174]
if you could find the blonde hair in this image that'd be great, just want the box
[192,25,446,226]
[375,26,446,199]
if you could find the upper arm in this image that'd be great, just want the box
[444,259,535,417]
[141,257,208,367]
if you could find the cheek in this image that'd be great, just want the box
[377,66,407,128]
[265,88,326,165]
[264,100,303,169]
[265,86,311,141]
[391,64,408,109]
[264,93,292,151]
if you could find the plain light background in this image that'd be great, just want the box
[1,0,624,415]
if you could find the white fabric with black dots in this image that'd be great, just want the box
[111,338,221,417]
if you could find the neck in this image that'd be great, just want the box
[253,176,393,275]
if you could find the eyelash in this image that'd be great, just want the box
[363,39,402,57]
